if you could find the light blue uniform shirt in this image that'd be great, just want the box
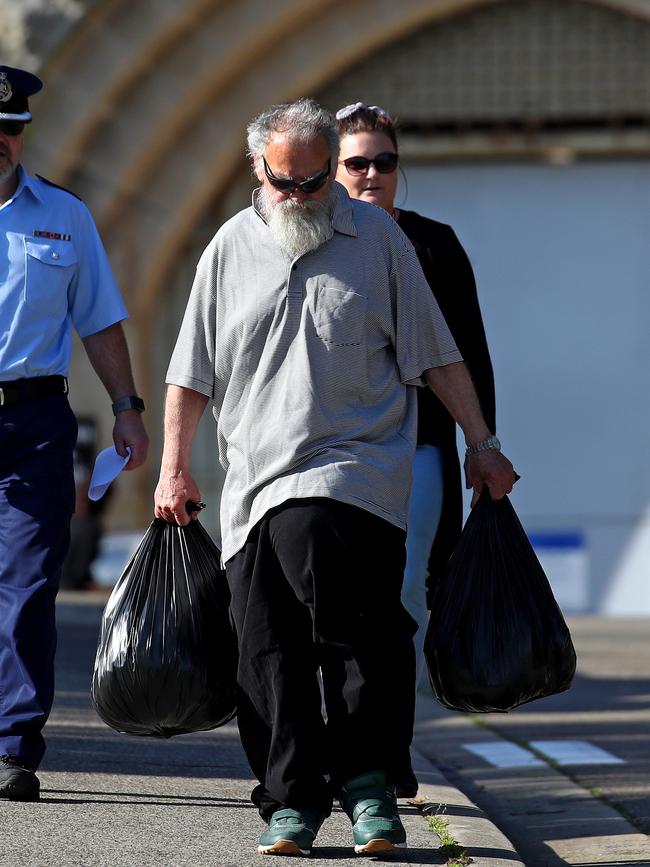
[0,166,128,380]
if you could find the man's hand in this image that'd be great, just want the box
[113,410,149,470]
[83,324,149,470]
[154,467,202,526]
[154,384,208,526]
[467,449,517,506]
[424,363,519,505]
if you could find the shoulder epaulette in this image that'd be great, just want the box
[35,174,83,201]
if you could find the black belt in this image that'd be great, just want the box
[0,376,69,407]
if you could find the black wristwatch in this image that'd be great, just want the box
[112,395,145,416]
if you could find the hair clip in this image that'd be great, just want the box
[335,102,391,121]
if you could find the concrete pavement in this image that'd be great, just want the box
[412,617,650,866]
[3,598,649,866]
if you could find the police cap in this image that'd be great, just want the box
[0,65,43,123]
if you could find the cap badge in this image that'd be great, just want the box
[0,72,12,103]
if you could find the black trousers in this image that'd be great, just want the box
[225,498,417,820]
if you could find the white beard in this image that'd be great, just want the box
[259,185,335,256]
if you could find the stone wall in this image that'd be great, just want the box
[0,0,94,69]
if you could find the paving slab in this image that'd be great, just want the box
[2,595,515,867]
[412,692,650,866]
[2,760,445,866]
[410,747,523,866]
[32,598,649,866]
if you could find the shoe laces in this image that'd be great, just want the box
[342,785,397,822]
[357,796,396,820]
[269,807,322,831]
[270,808,304,827]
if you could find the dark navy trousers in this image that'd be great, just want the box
[0,394,77,769]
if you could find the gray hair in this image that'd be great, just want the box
[247,98,340,165]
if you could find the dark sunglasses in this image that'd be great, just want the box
[263,157,331,194]
[340,152,399,176]
[0,121,25,137]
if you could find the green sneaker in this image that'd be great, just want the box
[258,807,324,856]
[339,771,406,855]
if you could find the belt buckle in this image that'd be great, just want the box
[0,387,4,406]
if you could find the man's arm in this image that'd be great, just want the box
[424,361,516,503]
[154,384,208,526]
[82,322,149,469]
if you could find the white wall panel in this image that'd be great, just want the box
[401,160,650,612]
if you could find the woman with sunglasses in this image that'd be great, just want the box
[335,103,497,795]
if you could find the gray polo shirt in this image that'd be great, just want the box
[167,182,462,563]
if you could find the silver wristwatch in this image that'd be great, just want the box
[465,435,501,457]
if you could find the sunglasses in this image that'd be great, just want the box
[0,121,25,137]
[335,103,390,121]
[263,157,331,194]
[340,152,399,176]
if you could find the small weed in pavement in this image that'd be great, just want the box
[426,815,473,866]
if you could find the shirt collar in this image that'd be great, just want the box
[13,166,44,204]
[330,181,357,237]
[251,180,357,238]
[251,187,266,222]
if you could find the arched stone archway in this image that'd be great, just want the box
[29,0,650,321]
[17,0,650,523]
[28,0,505,525]
[35,1,499,310]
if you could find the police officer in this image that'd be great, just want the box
[0,65,149,801]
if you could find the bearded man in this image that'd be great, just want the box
[154,98,515,857]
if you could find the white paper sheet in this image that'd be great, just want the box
[88,445,131,501]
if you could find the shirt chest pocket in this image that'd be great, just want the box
[23,239,78,311]
[311,283,367,347]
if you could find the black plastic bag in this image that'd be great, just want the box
[425,488,576,713]
[92,516,238,736]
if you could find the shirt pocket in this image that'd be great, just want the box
[23,238,78,312]
[311,283,367,347]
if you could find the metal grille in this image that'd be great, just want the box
[319,0,650,128]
